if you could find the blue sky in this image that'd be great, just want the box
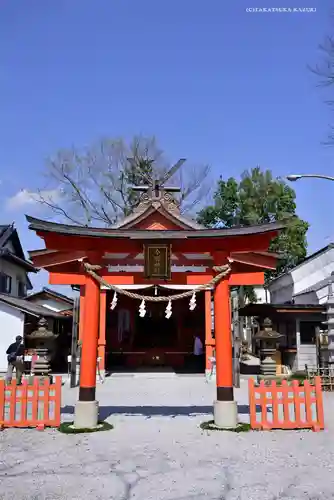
[0,0,333,293]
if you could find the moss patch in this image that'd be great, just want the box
[58,421,114,434]
[200,420,251,432]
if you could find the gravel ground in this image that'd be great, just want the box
[1,374,334,500]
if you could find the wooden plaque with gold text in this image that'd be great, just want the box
[144,244,171,279]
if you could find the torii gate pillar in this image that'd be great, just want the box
[74,273,100,428]
[213,255,238,428]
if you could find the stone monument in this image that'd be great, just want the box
[254,317,282,381]
[27,317,58,381]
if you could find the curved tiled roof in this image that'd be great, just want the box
[26,215,286,240]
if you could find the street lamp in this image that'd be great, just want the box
[286,174,334,182]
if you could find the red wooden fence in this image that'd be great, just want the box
[248,376,324,431]
[0,376,61,428]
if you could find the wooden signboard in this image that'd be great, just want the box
[144,244,171,279]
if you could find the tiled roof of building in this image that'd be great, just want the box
[293,277,333,296]
[0,224,37,272]
[0,294,67,318]
[26,287,74,304]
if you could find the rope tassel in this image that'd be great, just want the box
[110,291,118,310]
[165,300,172,319]
[189,291,196,311]
[139,299,146,317]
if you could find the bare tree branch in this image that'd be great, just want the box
[34,135,212,226]
[309,26,334,145]
[37,189,83,226]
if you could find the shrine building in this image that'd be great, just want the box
[26,174,284,429]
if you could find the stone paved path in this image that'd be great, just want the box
[1,375,334,499]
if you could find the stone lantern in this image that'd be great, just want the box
[254,317,282,381]
[27,317,58,380]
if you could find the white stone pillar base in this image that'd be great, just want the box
[74,400,99,429]
[213,400,238,428]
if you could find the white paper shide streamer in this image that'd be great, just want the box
[110,291,118,310]
[189,291,196,311]
[139,299,146,317]
[165,300,172,319]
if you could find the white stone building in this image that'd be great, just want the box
[269,244,334,306]
[240,245,334,373]
[266,245,334,370]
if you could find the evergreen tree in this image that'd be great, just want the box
[198,167,309,285]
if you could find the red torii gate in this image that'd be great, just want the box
[26,205,283,429]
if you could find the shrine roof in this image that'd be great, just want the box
[111,202,204,230]
[26,215,286,240]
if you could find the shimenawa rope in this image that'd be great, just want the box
[82,261,231,302]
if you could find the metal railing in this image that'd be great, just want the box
[306,363,334,391]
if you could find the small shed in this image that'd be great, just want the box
[239,302,326,372]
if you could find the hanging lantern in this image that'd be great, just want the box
[110,291,118,310]
[189,291,196,311]
[139,299,146,317]
[165,300,172,319]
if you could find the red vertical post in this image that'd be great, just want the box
[0,378,5,427]
[78,274,100,402]
[214,275,233,401]
[213,252,237,428]
[98,290,107,371]
[78,286,85,342]
[248,378,257,429]
[205,289,213,373]
[314,376,325,430]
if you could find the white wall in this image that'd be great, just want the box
[270,285,294,304]
[297,345,317,371]
[316,285,331,305]
[0,258,30,296]
[253,286,270,303]
[294,291,318,305]
[0,302,24,372]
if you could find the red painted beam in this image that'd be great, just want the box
[229,272,264,286]
[101,275,135,285]
[231,252,277,270]
[49,272,85,285]
[31,250,88,268]
[48,269,264,287]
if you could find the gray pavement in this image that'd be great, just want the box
[1,374,334,500]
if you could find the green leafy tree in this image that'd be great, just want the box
[198,167,309,286]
